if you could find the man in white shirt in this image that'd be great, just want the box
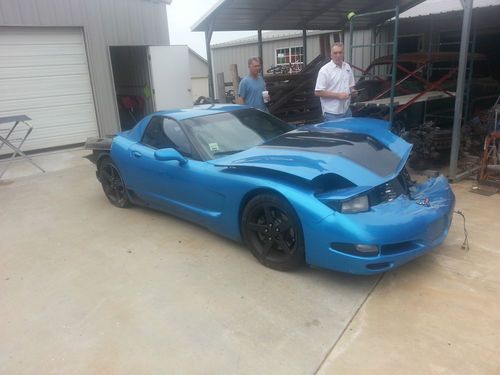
[315,43,357,121]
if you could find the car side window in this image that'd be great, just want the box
[162,118,192,157]
[142,116,193,157]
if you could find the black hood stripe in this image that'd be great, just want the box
[261,130,400,177]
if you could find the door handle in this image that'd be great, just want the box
[132,151,142,158]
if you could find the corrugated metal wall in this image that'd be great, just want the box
[0,0,169,136]
[344,29,391,79]
[211,34,324,98]
[189,52,209,79]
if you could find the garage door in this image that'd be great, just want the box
[0,27,98,155]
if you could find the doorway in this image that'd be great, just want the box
[109,46,154,130]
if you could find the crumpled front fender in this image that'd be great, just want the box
[410,175,454,211]
[303,175,455,274]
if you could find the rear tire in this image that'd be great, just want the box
[242,194,305,271]
[98,158,131,208]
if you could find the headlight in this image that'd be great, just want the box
[341,195,369,213]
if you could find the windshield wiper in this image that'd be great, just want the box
[213,150,245,156]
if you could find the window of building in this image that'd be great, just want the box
[275,46,304,72]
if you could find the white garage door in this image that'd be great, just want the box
[0,27,98,154]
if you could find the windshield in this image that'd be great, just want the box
[181,109,295,160]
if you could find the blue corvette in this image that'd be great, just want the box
[85,105,455,275]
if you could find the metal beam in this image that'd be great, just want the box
[349,19,354,64]
[302,29,308,65]
[205,22,215,99]
[258,29,263,75]
[463,23,477,122]
[449,0,473,180]
[388,4,399,126]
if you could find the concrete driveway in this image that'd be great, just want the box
[1,149,499,374]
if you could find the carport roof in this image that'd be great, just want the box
[192,0,426,32]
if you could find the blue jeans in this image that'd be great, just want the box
[324,109,352,121]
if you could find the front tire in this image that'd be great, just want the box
[242,194,305,271]
[98,158,131,208]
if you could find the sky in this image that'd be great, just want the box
[166,0,255,59]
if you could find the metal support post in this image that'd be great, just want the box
[349,20,354,65]
[388,3,400,126]
[258,30,263,75]
[205,25,215,99]
[302,29,308,66]
[464,24,477,122]
[449,0,473,180]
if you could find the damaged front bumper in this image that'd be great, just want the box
[305,175,455,275]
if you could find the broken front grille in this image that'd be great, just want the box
[369,167,413,206]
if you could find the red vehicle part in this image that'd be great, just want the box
[479,132,500,184]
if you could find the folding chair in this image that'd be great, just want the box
[0,115,45,179]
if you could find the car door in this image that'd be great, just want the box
[126,116,224,225]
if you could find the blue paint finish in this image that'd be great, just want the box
[211,147,397,187]
[303,176,455,274]
[102,106,455,275]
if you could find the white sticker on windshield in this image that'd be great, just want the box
[209,143,219,152]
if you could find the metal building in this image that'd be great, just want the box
[0,0,172,154]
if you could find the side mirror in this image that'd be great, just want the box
[154,148,188,165]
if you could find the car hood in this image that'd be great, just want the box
[210,127,412,186]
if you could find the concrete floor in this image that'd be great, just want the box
[1,149,499,374]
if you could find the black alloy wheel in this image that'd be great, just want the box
[242,194,305,271]
[98,158,131,208]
